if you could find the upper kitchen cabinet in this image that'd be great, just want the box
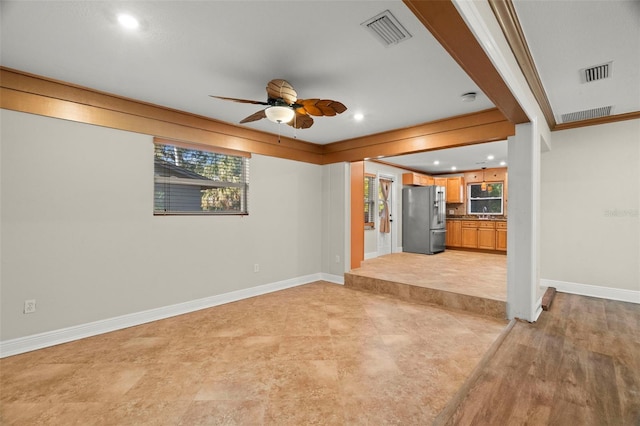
[465,167,506,184]
[446,177,464,203]
[402,172,434,186]
[464,170,484,183]
[486,168,506,181]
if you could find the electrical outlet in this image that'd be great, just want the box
[24,299,36,314]
[253,263,260,273]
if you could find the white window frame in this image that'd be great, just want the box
[467,182,504,216]
[154,139,250,215]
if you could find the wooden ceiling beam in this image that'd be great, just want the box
[1,66,515,166]
[322,108,514,164]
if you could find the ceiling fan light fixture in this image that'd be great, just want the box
[265,106,295,124]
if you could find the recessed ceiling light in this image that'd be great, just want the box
[487,154,494,160]
[118,14,139,29]
[354,113,364,121]
[451,166,457,171]
[500,161,506,166]
[461,92,476,102]
[433,160,440,165]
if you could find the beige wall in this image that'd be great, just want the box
[0,110,324,340]
[540,119,640,292]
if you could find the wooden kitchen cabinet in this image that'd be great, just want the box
[486,168,506,181]
[464,168,507,184]
[460,220,505,251]
[461,221,479,248]
[496,221,507,251]
[402,172,434,186]
[478,222,496,250]
[446,220,462,247]
[464,171,484,183]
[446,177,464,203]
[434,177,447,187]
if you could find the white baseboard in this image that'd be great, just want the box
[1,273,342,358]
[364,252,378,260]
[320,273,344,285]
[541,279,640,304]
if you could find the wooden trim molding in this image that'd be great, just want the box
[1,67,324,164]
[403,0,529,125]
[323,109,515,164]
[350,161,365,270]
[553,111,640,131]
[1,66,515,165]
[488,0,556,129]
[153,137,252,158]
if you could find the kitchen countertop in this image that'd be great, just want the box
[446,216,507,221]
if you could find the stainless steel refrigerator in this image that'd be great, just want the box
[402,186,446,254]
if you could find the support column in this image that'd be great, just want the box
[507,122,543,321]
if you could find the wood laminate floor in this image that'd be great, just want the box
[438,292,640,425]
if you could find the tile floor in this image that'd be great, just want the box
[0,281,507,425]
[346,251,507,319]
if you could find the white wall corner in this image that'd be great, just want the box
[321,273,345,285]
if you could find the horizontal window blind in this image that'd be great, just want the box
[154,142,249,215]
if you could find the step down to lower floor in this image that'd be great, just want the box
[541,287,557,311]
[344,273,507,320]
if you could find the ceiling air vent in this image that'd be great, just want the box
[582,62,612,83]
[362,10,412,47]
[560,106,613,124]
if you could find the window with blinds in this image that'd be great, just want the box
[154,140,249,215]
[364,174,376,229]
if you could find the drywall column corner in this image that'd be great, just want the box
[507,122,542,321]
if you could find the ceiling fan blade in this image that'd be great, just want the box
[297,99,347,117]
[210,95,269,106]
[239,109,267,124]
[288,111,314,129]
[266,79,298,105]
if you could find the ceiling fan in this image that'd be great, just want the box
[211,79,347,129]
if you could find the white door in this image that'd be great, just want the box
[377,175,394,256]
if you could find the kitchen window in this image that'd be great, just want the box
[154,139,249,215]
[468,182,503,215]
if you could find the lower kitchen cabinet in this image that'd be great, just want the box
[478,228,496,250]
[461,221,479,248]
[496,221,507,251]
[446,220,462,247]
[457,220,506,251]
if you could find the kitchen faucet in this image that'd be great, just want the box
[482,206,488,219]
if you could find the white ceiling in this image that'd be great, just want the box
[513,0,640,123]
[1,1,638,174]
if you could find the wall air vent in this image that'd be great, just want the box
[582,62,612,83]
[362,10,411,47]
[560,106,613,124]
